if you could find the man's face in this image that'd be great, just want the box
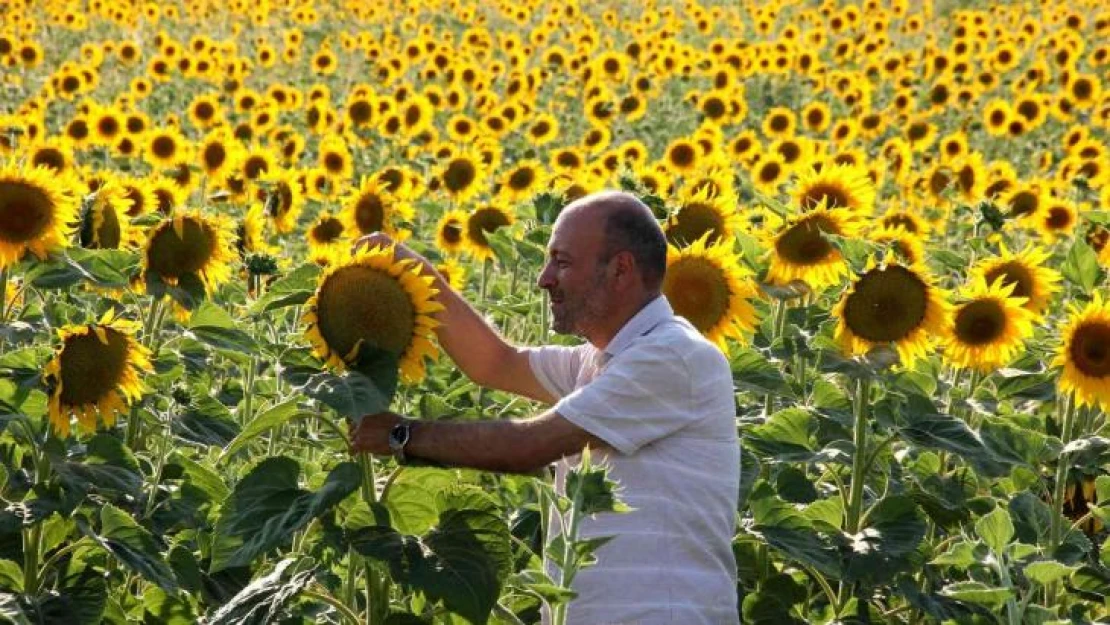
[537,211,614,337]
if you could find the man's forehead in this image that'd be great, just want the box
[548,207,604,253]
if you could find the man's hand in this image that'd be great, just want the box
[349,411,405,455]
[352,233,438,279]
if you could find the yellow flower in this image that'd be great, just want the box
[302,245,443,383]
[464,203,515,263]
[764,201,862,292]
[790,160,876,215]
[663,234,759,353]
[44,309,153,437]
[1054,292,1110,411]
[142,212,237,294]
[0,162,80,269]
[833,255,951,369]
[970,244,1060,315]
[664,186,743,247]
[342,175,413,239]
[941,277,1035,373]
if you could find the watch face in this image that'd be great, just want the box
[389,422,409,447]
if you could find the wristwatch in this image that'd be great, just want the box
[388,420,415,464]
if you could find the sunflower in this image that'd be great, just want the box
[526,113,559,146]
[256,170,304,234]
[663,234,759,353]
[435,209,468,256]
[663,137,700,176]
[237,204,279,257]
[318,136,354,182]
[833,256,951,368]
[44,309,153,437]
[144,127,190,169]
[1054,292,1110,411]
[438,147,487,203]
[117,177,158,218]
[91,106,124,146]
[750,152,789,195]
[761,107,796,138]
[878,209,930,237]
[28,138,74,174]
[498,159,546,202]
[971,244,1060,315]
[142,212,236,293]
[1036,200,1079,243]
[941,276,1034,373]
[790,160,875,215]
[78,182,135,250]
[435,258,467,291]
[302,245,443,383]
[307,211,346,264]
[0,163,80,269]
[764,201,862,291]
[342,175,413,238]
[465,203,515,262]
[868,226,925,266]
[664,187,742,247]
[188,93,223,129]
[197,128,241,179]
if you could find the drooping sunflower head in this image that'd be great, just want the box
[971,244,1061,315]
[790,160,876,216]
[435,208,469,256]
[78,181,135,250]
[0,162,80,269]
[1053,292,1110,410]
[764,201,863,292]
[302,245,444,383]
[237,203,279,258]
[663,234,760,353]
[465,203,515,262]
[44,309,153,437]
[942,276,1035,373]
[833,255,951,369]
[142,211,237,293]
[342,175,413,238]
[256,169,304,234]
[664,186,742,247]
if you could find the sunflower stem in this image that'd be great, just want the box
[0,265,9,325]
[480,258,492,303]
[360,453,378,506]
[845,376,871,535]
[143,416,169,518]
[1047,393,1078,606]
[21,521,42,599]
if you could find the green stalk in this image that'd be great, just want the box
[1047,393,1078,605]
[845,377,871,535]
[304,588,363,625]
[0,265,9,325]
[479,258,492,303]
[143,418,169,518]
[22,522,42,596]
[360,453,377,506]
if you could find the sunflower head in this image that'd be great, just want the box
[307,211,347,264]
[439,147,487,202]
[791,160,876,215]
[79,181,135,250]
[663,234,759,353]
[435,208,469,256]
[465,203,515,262]
[342,175,413,238]
[833,255,951,369]
[302,245,444,383]
[44,309,153,436]
[0,162,80,269]
[764,201,862,291]
[1054,292,1110,411]
[971,244,1061,315]
[664,186,741,247]
[143,211,237,294]
[942,276,1035,373]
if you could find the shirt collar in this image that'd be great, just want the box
[603,295,673,360]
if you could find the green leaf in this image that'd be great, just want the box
[186,302,259,355]
[898,410,1003,476]
[975,506,1014,554]
[284,362,396,421]
[1062,239,1101,292]
[930,541,978,570]
[173,395,240,447]
[169,452,229,502]
[80,504,177,591]
[211,458,360,571]
[25,248,137,288]
[208,559,315,625]
[566,453,630,515]
[249,264,321,314]
[938,582,1013,609]
[0,559,22,593]
[1023,560,1077,585]
[980,417,1061,467]
[385,468,458,536]
[842,495,927,583]
[744,408,814,462]
[731,348,790,396]
[221,398,309,459]
[142,586,196,624]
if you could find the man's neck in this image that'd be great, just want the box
[587,291,660,350]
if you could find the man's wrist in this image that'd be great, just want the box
[387,418,416,464]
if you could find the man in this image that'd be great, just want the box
[351,190,740,624]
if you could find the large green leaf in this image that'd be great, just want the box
[384,468,459,535]
[938,582,1012,609]
[208,559,315,625]
[49,434,143,501]
[186,302,259,356]
[1062,239,1101,292]
[842,495,927,583]
[24,248,137,289]
[898,410,1004,476]
[979,417,1061,467]
[744,408,815,462]
[79,504,177,591]
[221,398,310,459]
[350,486,513,625]
[172,395,240,447]
[731,348,790,396]
[210,458,360,571]
[283,364,395,420]
[249,264,321,315]
[975,506,1014,555]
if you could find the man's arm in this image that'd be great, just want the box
[350,411,606,473]
[354,233,554,404]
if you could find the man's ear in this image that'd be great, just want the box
[613,250,637,284]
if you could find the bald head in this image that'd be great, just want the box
[559,190,667,290]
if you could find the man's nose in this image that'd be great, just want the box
[537,263,555,289]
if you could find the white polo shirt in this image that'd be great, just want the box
[528,296,740,625]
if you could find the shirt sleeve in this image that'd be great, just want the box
[553,340,695,455]
[526,344,589,399]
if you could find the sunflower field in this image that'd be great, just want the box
[2,0,1110,622]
